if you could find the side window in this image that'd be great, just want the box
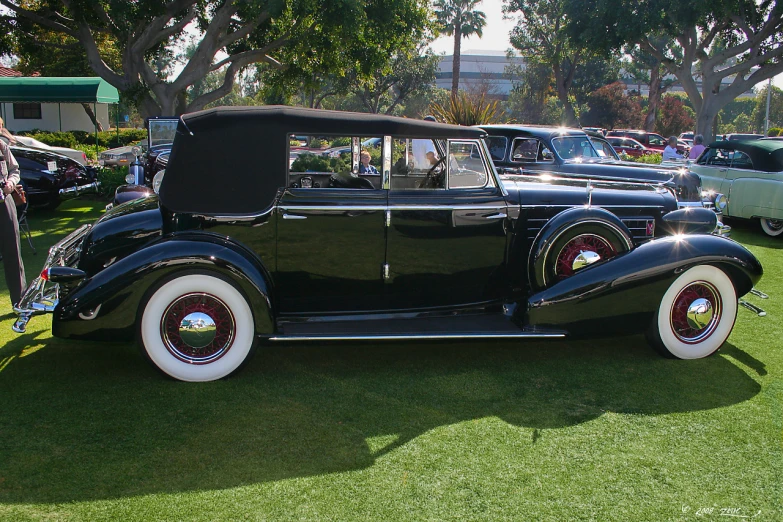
[390,138,444,190]
[485,136,508,161]
[698,148,731,167]
[448,141,489,189]
[730,151,753,170]
[287,135,382,189]
[511,138,538,162]
[648,134,666,146]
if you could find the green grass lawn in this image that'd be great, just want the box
[0,201,781,521]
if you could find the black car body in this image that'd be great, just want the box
[13,107,762,382]
[10,144,99,209]
[480,126,728,229]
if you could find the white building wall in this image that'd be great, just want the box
[435,50,524,98]
[1,102,111,132]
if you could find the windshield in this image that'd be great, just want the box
[148,119,179,148]
[551,136,601,160]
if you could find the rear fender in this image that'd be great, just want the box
[53,233,274,341]
[520,234,762,336]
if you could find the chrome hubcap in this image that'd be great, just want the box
[179,312,217,349]
[555,234,616,279]
[670,281,722,344]
[161,293,235,364]
[572,250,601,271]
[686,298,713,330]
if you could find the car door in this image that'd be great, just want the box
[385,139,509,310]
[276,137,387,314]
[693,148,732,200]
[723,150,778,219]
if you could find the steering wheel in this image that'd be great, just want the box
[419,157,445,189]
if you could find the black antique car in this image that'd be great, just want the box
[479,125,728,226]
[12,107,762,382]
[6,142,99,209]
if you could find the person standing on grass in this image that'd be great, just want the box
[0,134,26,307]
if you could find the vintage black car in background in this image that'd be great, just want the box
[107,117,178,208]
[3,141,99,209]
[13,107,762,382]
[479,125,729,234]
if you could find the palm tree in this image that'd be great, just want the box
[434,0,487,98]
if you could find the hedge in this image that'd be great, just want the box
[768,127,782,137]
[18,128,147,149]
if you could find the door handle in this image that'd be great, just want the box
[484,212,507,220]
[282,213,307,220]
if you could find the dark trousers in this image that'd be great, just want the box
[0,195,26,305]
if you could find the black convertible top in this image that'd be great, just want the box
[705,139,783,173]
[159,106,485,214]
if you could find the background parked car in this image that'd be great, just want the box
[481,125,710,210]
[99,141,143,167]
[724,133,764,141]
[607,129,689,155]
[690,139,783,236]
[605,137,657,157]
[7,143,99,209]
[11,135,89,165]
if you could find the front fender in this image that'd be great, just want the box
[521,234,762,336]
[53,234,274,341]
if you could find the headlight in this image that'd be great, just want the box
[152,170,165,194]
[125,173,135,184]
[715,193,727,211]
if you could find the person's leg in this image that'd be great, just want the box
[0,196,26,305]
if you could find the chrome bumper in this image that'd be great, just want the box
[59,181,100,199]
[12,224,91,334]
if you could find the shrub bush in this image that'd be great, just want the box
[290,153,348,173]
[620,152,662,164]
[27,131,78,148]
[330,137,351,147]
[97,166,128,198]
[768,127,782,137]
[21,128,147,149]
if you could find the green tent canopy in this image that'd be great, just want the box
[0,77,119,103]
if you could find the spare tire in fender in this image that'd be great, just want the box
[529,207,634,290]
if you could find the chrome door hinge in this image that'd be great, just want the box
[382,263,390,280]
[385,209,391,227]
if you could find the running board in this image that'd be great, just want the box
[270,313,566,342]
[268,331,566,342]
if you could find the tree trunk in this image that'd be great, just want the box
[81,103,104,132]
[451,24,462,98]
[553,66,577,126]
[695,100,719,143]
[644,66,662,132]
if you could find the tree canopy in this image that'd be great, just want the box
[563,0,783,140]
[1,0,433,117]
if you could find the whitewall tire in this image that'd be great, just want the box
[760,218,783,237]
[140,273,255,382]
[647,265,737,359]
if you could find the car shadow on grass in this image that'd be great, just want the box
[0,333,763,504]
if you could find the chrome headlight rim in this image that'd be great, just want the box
[152,170,165,194]
[714,193,727,211]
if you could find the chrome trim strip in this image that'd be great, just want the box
[268,332,567,341]
[383,136,392,190]
[282,213,307,220]
[278,205,508,212]
[519,204,667,209]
